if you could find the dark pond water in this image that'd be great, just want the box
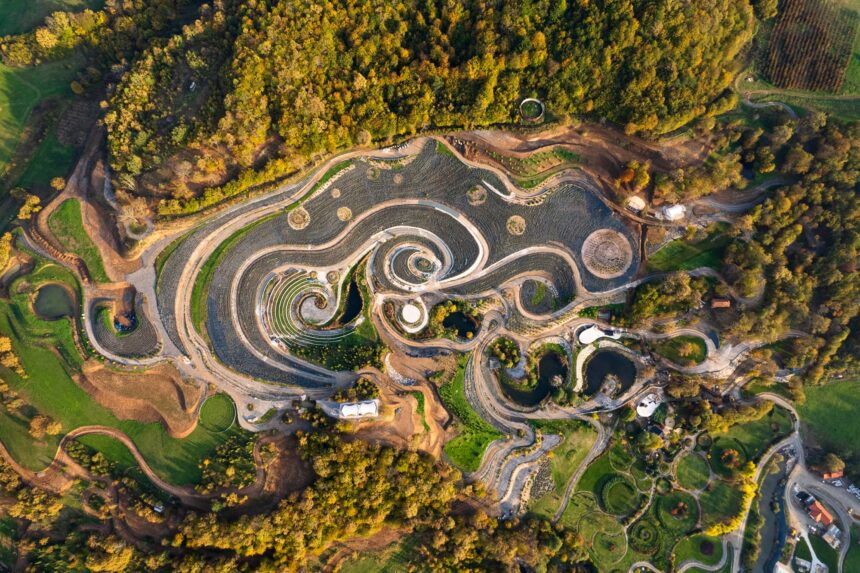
[33,284,75,320]
[583,350,636,397]
[339,278,363,324]
[501,352,567,407]
[443,310,478,338]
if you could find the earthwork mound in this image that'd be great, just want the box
[581,229,633,278]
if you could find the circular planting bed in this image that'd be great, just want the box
[288,207,310,230]
[629,520,661,555]
[507,215,526,236]
[198,394,236,433]
[600,475,641,516]
[581,229,633,279]
[467,185,487,206]
[656,491,699,533]
[337,207,353,222]
[676,453,711,491]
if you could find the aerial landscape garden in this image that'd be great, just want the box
[0,0,858,571]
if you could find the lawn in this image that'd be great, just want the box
[16,132,77,189]
[47,199,110,283]
[438,355,502,472]
[699,480,744,527]
[676,452,711,491]
[0,263,247,485]
[647,223,731,272]
[0,57,83,171]
[844,525,860,571]
[799,379,860,472]
[710,406,793,477]
[527,419,596,519]
[809,533,839,573]
[673,534,723,567]
[652,335,707,365]
[0,0,104,36]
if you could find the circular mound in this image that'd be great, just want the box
[337,207,353,222]
[366,166,379,180]
[520,98,545,121]
[400,303,422,325]
[330,188,341,199]
[676,453,711,491]
[581,229,633,279]
[600,475,641,516]
[288,207,310,230]
[629,520,661,555]
[326,271,339,284]
[507,215,526,236]
[656,491,699,533]
[467,185,487,206]
[393,173,403,185]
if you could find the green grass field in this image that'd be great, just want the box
[676,452,711,491]
[0,57,83,171]
[673,534,723,567]
[527,419,596,519]
[845,525,860,571]
[0,0,104,36]
[16,132,77,188]
[647,224,731,272]
[652,335,708,365]
[0,260,246,485]
[809,533,839,572]
[438,356,502,472]
[47,199,110,283]
[699,480,744,527]
[799,379,860,471]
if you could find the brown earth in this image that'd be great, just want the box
[79,361,205,438]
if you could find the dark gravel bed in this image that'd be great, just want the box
[92,298,160,358]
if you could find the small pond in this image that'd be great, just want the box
[443,310,479,338]
[500,352,567,407]
[33,284,75,320]
[583,349,636,397]
[339,278,363,324]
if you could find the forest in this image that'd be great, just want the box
[2,0,755,211]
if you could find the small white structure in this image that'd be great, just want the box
[660,204,687,221]
[577,325,622,345]
[339,400,379,419]
[626,196,646,212]
[400,303,422,325]
[636,394,661,418]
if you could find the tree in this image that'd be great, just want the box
[17,194,42,220]
[822,453,845,474]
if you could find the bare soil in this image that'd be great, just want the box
[79,361,205,438]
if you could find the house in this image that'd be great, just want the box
[636,394,661,418]
[339,400,379,418]
[626,195,646,213]
[711,298,731,309]
[823,524,842,549]
[660,204,687,221]
[808,500,834,527]
[822,470,844,481]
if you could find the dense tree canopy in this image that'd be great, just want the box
[95,0,754,208]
